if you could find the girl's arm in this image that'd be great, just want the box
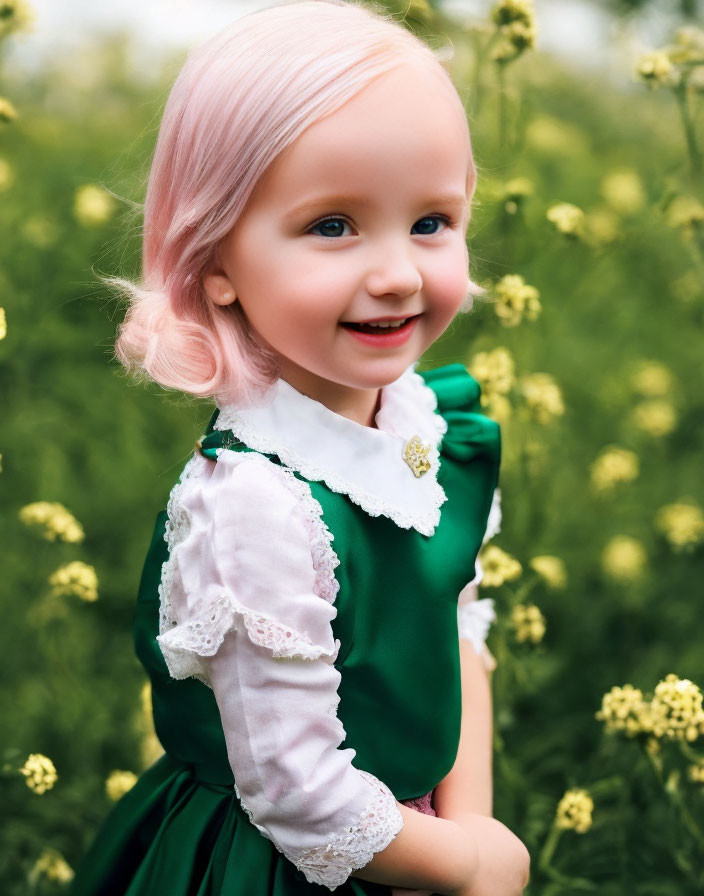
[432,636,493,821]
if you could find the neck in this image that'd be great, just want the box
[276,363,381,428]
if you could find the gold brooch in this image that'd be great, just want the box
[403,435,432,478]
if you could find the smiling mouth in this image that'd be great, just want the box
[341,314,420,334]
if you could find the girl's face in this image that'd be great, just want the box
[206,61,474,424]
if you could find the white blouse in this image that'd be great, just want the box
[155,365,501,891]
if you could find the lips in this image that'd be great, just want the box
[340,314,421,347]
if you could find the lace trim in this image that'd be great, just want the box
[458,597,496,653]
[214,409,446,537]
[157,452,342,685]
[483,487,502,545]
[283,770,404,890]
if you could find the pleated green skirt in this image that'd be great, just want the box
[70,751,391,896]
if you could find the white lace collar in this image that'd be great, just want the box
[214,365,448,536]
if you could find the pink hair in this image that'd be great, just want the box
[109,0,484,406]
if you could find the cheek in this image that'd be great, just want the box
[426,252,470,318]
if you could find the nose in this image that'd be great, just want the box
[364,237,423,300]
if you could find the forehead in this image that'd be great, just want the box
[254,62,472,208]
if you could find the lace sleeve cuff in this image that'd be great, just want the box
[283,770,404,890]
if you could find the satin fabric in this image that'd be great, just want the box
[70,364,501,895]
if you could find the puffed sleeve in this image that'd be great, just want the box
[156,450,404,891]
[457,487,502,667]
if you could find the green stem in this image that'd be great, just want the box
[496,61,507,154]
[538,821,562,871]
[645,747,704,853]
[674,80,702,176]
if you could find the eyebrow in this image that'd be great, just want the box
[286,193,468,219]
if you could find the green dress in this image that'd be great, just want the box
[70,364,501,896]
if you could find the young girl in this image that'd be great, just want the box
[70,1,530,894]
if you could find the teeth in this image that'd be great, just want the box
[368,319,407,329]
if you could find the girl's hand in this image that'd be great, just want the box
[445,814,530,896]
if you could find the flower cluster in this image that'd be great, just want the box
[0,0,36,38]
[490,0,537,64]
[636,26,704,89]
[493,274,541,327]
[655,501,704,552]
[649,675,704,742]
[597,676,704,742]
[546,202,584,238]
[665,195,704,242]
[27,848,74,885]
[468,347,515,422]
[0,306,6,339]
[0,96,17,124]
[600,535,648,583]
[74,184,115,226]
[589,446,639,492]
[630,400,677,438]
[106,769,138,801]
[479,544,522,587]
[555,788,594,833]
[511,603,545,643]
[0,156,12,190]
[49,561,99,602]
[596,684,649,737]
[519,372,564,424]
[19,501,85,542]
[19,753,58,794]
[529,555,567,589]
[600,168,646,216]
[629,360,674,397]
[688,764,704,784]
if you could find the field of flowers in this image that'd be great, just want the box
[1,0,703,891]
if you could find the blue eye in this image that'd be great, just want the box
[308,218,351,238]
[412,215,450,235]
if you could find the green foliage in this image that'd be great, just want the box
[1,5,703,893]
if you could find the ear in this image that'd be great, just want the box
[203,272,237,306]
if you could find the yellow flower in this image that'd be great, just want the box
[106,769,138,801]
[589,446,639,492]
[511,603,545,643]
[519,372,564,423]
[493,274,541,327]
[596,684,649,736]
[0,0,36,38]
[19,753,58,794]
[630,400,677,438]
[546,202,585,237]
[27,848,74,885]
[688,763,704,783]
[665,195,704,242]
[600,168,646,215]
[74,184,115,227]
[491,0,535,28]
[468,347,516,401]
[19,501,85,542]
[479,544,523,587]
[49,561,99,602]
[525,116,583,156]
[583,207,622,247]
[0,96,18,123]
[649,674,704,742]
[138,680,165,767]
[601,535,647,583]
[483,392,512,425]
[654,501,704,552]
[630,360,674,397]
[0,157,13,190]
[636,50,679,88]
[0,306,6,339]
[555,788,593,833]
[529,555,567,589]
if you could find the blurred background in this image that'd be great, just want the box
[1,0,703,891]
